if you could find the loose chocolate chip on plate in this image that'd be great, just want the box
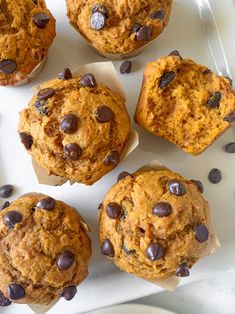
[95,106,114,122]
[80,73,97,88]
[224,111,235,123]
[34,99,50,116]
[195,224,209,242]
[206,92,221,108]
[90,11,106,30]
[169,50,183,59]
[0,185,13,198]
[152,202,172,217]
[106,202,122,219]
[0,201,10,210]
[208,168,222,184]
[58,251,75,271]
[3,211,22,228]
[225,142,235,153]
[0,59,16,74]
[150,10,164,20]
[117,171,131,182]
[19,133,33,150]
[146,243,164,261]
[61,286,77,301]
[131,23,141,33]
[120,60,132,74]
[37,88,55,100]
[191,180,204,193]
[0,291,11,306]
[36,197,55,211]
[123,244,136,255]
[58,68,73,80]
[60,114,78,134]
[175,263,190,277]
[159,71,176,88]
[168,180,186,196]
[92,4,109,18]
[136,26,152,42]
[64,144,82,161]
[101,239,114,257]
[8,284,25,300]
[104,151,120,166]
[33,13,50,28]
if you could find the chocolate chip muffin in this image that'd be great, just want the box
[65,0,172,58]
[0,193,91,305]
[0,0,56,86]
[18,70,131,185]
[134,52,235,155]
[99,167,216,280]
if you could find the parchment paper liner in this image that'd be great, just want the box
[31,62,139,186]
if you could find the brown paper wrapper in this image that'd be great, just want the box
[31,62,139,186]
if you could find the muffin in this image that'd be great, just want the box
[0,0,56,86]
[134,52,235,155]
[65,0,173,59]
[99,167,216,280]
[0,193,91,305]
[18,70,131,185]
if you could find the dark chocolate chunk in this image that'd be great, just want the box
[0,291,11,306]
[175,263,190,277]
[34,99,50,116]
[58,251,75,271]
[206,92,222,108]
[36,197,55,211]
[195,224,209,242]
[92,4,109,18]
[150,10,164,20]
[33,13,50,29]
[19,133,33,150]
[106,202,122,219]
[61,286,77,301]
[37,88,55,100]
[146,243,164,261]
[225,142,235,153]
[136,26,152,42]
[64,144,82,161]
[90,12,106,30]
[169,50,183,59]
[131,23,141,33]
[0,201,10,211]
[208,168,222,184]
[101,239,114,257]
[191,180,204,193]
[8,284,25,300]
[80,73,97,88]
[152,202,172,217]
[0,59,16,74]
[58,68,73,80]
[159,71,176,88]
[104,151,120,166]
[60,114,78,134]
[95,106,114,122]
[117,171,131,182]
[168,180,186,196]
[120,60,132,74]
[0,185,13,198]
[224,111,235,123]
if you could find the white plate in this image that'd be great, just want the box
[1,0,235,313]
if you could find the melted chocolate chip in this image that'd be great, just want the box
[152,202,172,217]
[117,171,131,182]
[90,12,106,30]
[131,23,141,33]
[33,13,50,29]
[195,224,209,242]
[8,284,25,300]
[0,185,13,198]
[80,73,97,88]
[206,92,222,108]
[60,114,78,134]
[208,168,222,184]
[106,202,122,219]
[92,4,109,18]
[159,71,176,88]
[104,151,120,167]
[101,239,114,257]
[64,144,82,161]
[120,60,132,74]
[58,68,73,80]
[61,286,77,301]
[0,59,16,74]
[36,197,55,211]
[168,180,186,196]
[0,201,10,211]
[136,26,152,42]
[95,106,114,123]
[123,244,136,255]
[225,142,235,153]
[146,243,164,261]
[191,180,204,193]
[0,291,11,306]
[19,133,33,150]
[37,88,55,100]
[224,111,235,123]
[3,211,22,228]
[34,99,50,116]
[175,263,190,277]
[58,251,75,271]
[150,10,164,20]
[169,50,183,59]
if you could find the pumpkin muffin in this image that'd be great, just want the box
[0,0,56,86]
[0,193,91,305]
[134,52,235,155]
[99,167,216,280]
[65,0,173,58]
[18,70,131,185]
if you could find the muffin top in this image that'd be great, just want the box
[99,168,215,280]
[134,52,235,155]
[66,0,172,54]
[0,0,55,86]
[19,71,131,185]
[0,193,91,305]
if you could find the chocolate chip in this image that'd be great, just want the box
[117,171,131,182]
[34,99,50,116]
[195,224,209,242]
[33,13,50,29]
[191,180,204,193]
[8,284,25,300]
[60,114,78,134]
[106,202,122,219]
[0,59,16,74]
[0,291,11,306]
[169,50,183,59]
[208,168,222,184]
[123,244,136,255]
[225,142,235,153]
[175,263,190,277]
[203,68,211,74]
[59,68,73,80]
[32,0,38,4]
[3,211,22,228]
[150,10,164,20]
[95,106,114,122]
[131,23,141,33]
[58,251,75,271]
[90,12,106,30]
[146,243,164,261]
[61,286,77,301]
[0,201,10,210]
[206,92,222,108]
[168,180,186,196]
[104,151,120,166]
[98,203,103,210]
[64,144,82,161]
[0,185,13,198]
[37,88,55,100]
[92,4,109,18]
[36,197,55,211]
[152,202,172,217]
[136,26,152,42]
[224,111,235,123]
[101,239,114,257]
[19,133,33,150]
[159,71,176,88]
[225,76,233,86]
[120,60,132,74]
[80,73,97,88]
